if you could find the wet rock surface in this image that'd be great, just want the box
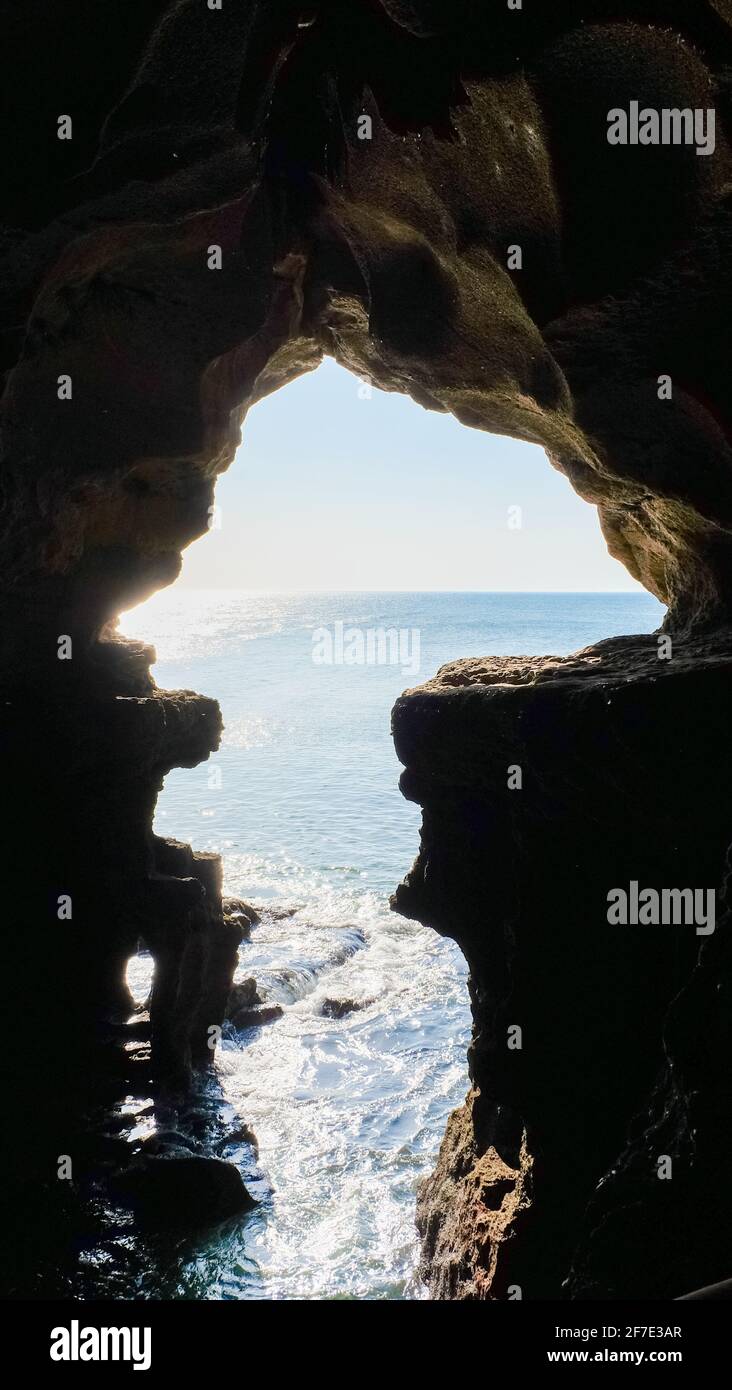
[320,997,374,1019]
[226,978,262,1016]
[224,898,262,939]
[229,1003,284,1031]
[111,1154,257,1231]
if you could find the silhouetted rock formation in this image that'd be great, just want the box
[393,633,732,1297]
[1,1,731,1296]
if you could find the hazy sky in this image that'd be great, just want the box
[177,357,640,592]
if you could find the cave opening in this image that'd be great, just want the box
[112,356,663,1301]
[4,0,732,1316]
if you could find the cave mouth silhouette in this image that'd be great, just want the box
[3,0,732,1305]
[117,353,652,1001]
[116,348,650,1011]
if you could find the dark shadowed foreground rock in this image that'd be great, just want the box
[112,1155,256,1231]
[393,632,732,1299]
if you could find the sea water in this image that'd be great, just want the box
[118,589,664,1300]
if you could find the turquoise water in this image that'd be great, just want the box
[119,589,664,1300]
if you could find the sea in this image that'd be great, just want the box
[116,589,665,1300]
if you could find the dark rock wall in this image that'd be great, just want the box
[393,636,732,1297]
[1,1,731,1295]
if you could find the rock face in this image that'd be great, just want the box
[393,634,732,1297]
[1,1,731,1296]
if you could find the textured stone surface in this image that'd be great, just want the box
[394,635,732,1297]
[1,1,731,1295]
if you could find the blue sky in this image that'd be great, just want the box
[178,357,641,591]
